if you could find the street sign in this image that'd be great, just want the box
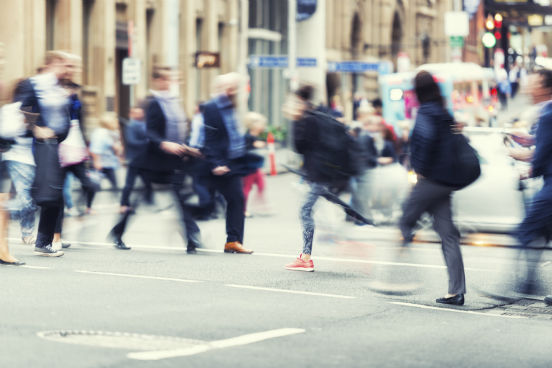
[445,12,469,37]
[122,58,141,85]
[194,52,220,68]
[249,55,317,68]
[450,36,465,48]
[327,61,380,73]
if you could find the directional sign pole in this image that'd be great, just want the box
[288,0,298,91]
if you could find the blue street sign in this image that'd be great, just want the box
[327,61,381,73]
[249,56,317,68]
[297,0,317,22]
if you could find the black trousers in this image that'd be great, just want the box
[209,174,245,244]
[110,169,200,245]
[36,201,63,247]
[120,166,152,206]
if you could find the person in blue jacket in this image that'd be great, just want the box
[515,69,552,296]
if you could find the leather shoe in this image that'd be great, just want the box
[436,294,464,306]
[0,259,25,266]
[224,241,253,254]
[545,295,552,306]
[114,239,131,250]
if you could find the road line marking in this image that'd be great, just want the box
[21,238,490,272]
[226,284,356,299]
[127,328,305,361]
[389,302,526,319]
[74,270,201,283]
[21,265,51,270]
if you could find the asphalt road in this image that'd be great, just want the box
[2,173,552,368]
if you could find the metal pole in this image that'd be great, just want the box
[288,0,297,91]
[238,0,249,121]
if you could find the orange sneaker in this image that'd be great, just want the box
[285,254,314,272]
[224,241,254,254]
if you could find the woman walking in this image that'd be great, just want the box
[399,71,466,305]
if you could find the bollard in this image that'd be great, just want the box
[267,132,277,176]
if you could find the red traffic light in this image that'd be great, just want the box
[494,31,502,40]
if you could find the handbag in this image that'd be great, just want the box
[59,119,88,167]
[441,131,481,190]
[0,102,26,139]
[32,140,65,205]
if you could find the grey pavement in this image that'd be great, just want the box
[2,172,552,368]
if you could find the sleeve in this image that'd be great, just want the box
[531,111,552,177]
[293,115,315,154]
[410,112,439,176]
[89,129,104,154]
[18,79,45,128]
[382,141,398,162]
[202,104,229,168]
[145,99,165,148]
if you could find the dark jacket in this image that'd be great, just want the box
[356,132,378,170]
[532,102,552,180]
[131,97,185,172]
[410,102,455,184]
[124,120,148,163]
[201,100,232,170]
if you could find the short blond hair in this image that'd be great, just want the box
[99,112,119,130]
[244,111,267,131]
[45,50,68,66]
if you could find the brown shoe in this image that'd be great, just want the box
[224,241,253,254]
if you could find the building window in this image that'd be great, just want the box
[46,0,57,50]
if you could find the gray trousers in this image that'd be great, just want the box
[399,178,466,295]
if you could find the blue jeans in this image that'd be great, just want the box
[6,161,37,236]
[63,172,74,208]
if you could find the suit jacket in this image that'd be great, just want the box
[532,102,552,180]
[201,100,262,177]
[131,97,185,172]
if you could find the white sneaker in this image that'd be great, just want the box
[52,241,63,251]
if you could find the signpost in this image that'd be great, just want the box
[122,58,141,85]
[327,61,380,73]
[249,55,317,68]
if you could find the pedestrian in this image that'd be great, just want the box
[242,111,267,217]
[110,67,202,252]
[513,69,552,295]
[349,105,378,225]
[399,70,466,305]
[496,65,510,110]
[20,50,72,257]
[4,79,37,245]
[88,113,122,212]
[201,73,255,254]
[285,84,363,271]
[509,61,521,99]
[119,105,152,213]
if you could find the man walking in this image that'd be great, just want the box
[202,73,253,254]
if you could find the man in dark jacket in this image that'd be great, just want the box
[112,68,201,253]
[515,69,552,295]
[201,73,253,254]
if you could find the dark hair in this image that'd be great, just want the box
[295,84,314,102]
[371,98,382,108]
[536,69,552,90]
[152,66,172,80]
[414,70,444,106]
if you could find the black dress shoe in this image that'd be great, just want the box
[114,239,131,250]
[0,259,25,266]
[436,294,464,306]
[544,295,552,306]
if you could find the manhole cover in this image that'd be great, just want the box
[37,330,205,351]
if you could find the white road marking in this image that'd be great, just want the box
[75,270,201,283]
[24,237,491,272]
[127,328,305,360]
[226,284,356,299]
[20,265,51,270]
[389,302,526,319]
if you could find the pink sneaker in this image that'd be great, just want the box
[285,254,314,272]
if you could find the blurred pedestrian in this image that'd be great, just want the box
[119,105,152,213]
[514,69,552,295]
[202,73,253,254]
[509,61,521,99]
[372,97,397,142]
[110,67,201,252]
[496,65,510,110]
[399,71,466,305]
[285,85,365,271]
[242,112,268,217]
[4,79,37,245]
[20,50,72,257]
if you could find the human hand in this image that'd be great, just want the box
[212,166,230,176]
[253,140,267,149]
[160,141,187,156]
[33,126,56,139]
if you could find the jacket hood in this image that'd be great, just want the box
[417,101,450,120]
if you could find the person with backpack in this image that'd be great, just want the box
[285,85,363,272]
[400,71,480,306]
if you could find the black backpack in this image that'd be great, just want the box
[308,110,362,182]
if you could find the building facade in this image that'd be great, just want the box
[0,0,453,132]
